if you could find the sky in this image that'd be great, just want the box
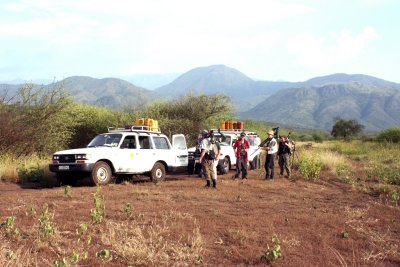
[0,0,399,83]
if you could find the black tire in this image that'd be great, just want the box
[91,161,114,185]
[220,157,230,174]
[56,173,77,186]
[150,162,166,182]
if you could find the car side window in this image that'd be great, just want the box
[139,136,152,149]
[153,136,170,149]
[121,135,136,149]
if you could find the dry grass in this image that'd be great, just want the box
[0,154,53,184]
[101,211,204,266]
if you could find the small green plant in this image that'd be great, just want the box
[38,204,55,238]
[1,216,16,229]
[341,230,349,238]
[26,205,37,217]
[90,186,105,224]
[63,185,72,198]
[260,234,282,263]
[96,248,113,262]
[1,215,20,237]
[6,250,17,260]
[123,202,133,217]
[390,191,399,206]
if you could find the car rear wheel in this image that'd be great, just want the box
[150,162,166,182]
[220,157,230,174]
[91,161,114,185]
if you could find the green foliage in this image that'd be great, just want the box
[368,165,400,185]
[312,133,325,143]
[299,154,322,180]
[0,83,74,157]
[341,230,349,238]
[38,204,56,238]
[17,164,44,183]
[63,186,72,198]
[131,93,232,146]
[260,234,282,263]
[90,186,105,224]
[123,202,133,217]
[331,117,364,140]
[66,104,131,148]
[377,128,400,143]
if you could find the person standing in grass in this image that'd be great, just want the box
[259,130,278,180]
[210,132,221,184]
[199,130,217,188]
[277,135,292,178]
[233,132,250,179]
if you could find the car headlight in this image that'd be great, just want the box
[53,155,59,160]
[76,154,91,160]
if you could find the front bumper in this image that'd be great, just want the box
[49,163,95,173]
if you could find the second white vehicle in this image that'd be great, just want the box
[188,129,261,175]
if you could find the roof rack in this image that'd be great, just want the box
[210,128,258,136]
[108,125,161,133]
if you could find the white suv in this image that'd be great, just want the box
[188,129,261,175]
[49,126,188,185]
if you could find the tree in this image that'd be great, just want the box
[131,93,232,146]
[0,83,74,157]
[331,117,364,140]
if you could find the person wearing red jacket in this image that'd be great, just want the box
[233,132,250,179]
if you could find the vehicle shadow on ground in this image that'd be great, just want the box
[17,174,195,189]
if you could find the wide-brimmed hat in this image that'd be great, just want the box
[267,130,274,135]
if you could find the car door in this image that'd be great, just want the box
[118,134,142,173]
[172,134,188,167]
[137,134,156,171]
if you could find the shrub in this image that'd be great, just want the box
[299,154,322,180]
[377,128,400,143]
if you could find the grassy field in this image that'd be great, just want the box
[0,140,399,266]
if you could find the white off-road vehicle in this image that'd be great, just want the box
[188,129,261,175]
[49,126,188,185]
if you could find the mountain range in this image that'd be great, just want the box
[1,65,400,131]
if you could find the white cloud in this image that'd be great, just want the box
[288,27,379,68]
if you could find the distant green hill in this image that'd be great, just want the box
[239,82,400,131]
[46,76,157,110]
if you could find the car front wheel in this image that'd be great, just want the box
[91,161,114,185]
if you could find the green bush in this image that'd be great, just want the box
[299,155,322,180]
[312,133,324,143]
[377,128,400,143]
[17,164,44,183]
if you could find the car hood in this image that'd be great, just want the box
[53,147,114,155]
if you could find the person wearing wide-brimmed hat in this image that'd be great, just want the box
[259,130,278,180]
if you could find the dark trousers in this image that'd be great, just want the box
[235,157,248,178]
[265,153,275,179]
[279,153,291,176]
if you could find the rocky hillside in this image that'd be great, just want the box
[240,82,400,131]
[46,76,157,110]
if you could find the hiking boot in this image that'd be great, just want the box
[212,179,217,188]
[205,180,211,188]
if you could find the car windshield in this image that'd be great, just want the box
[87,134,122,147]
[215,134,231,146]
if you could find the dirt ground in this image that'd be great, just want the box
[1,165,399,266]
